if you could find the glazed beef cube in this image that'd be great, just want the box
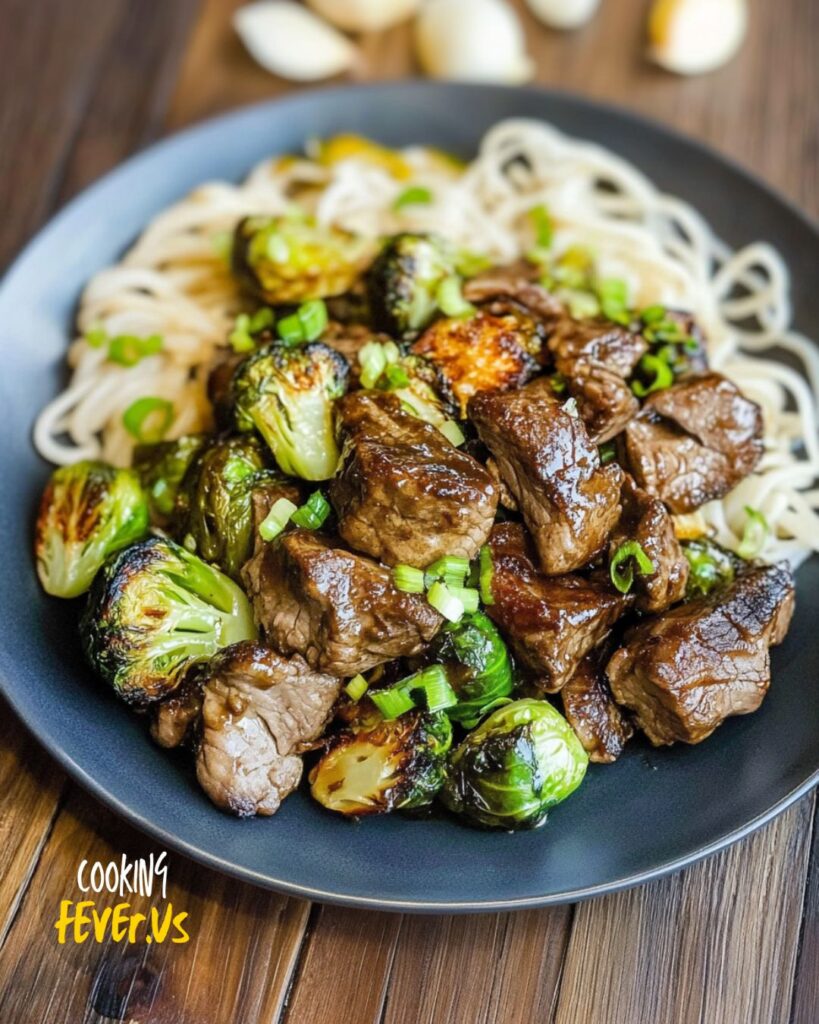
[241,529,442,677]
[411,310,540,417]
[196,642,340,817]
[150,672,204,751]
[547,318,648,443]
[610,475,689,613]
[606,563,795,746]
[561,650,633,764]
[485,523,631,691]
[329,391,497,566]
[463,263,563,331]
[623,372,763,513]
[470,377,623,574]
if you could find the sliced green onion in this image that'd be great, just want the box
[384,363,410,388]
[640,304,666,325]
[344,674,369,701]
[151,478,174,516]
[427,580,465,622]
[530,204,554,249]
[610,540,655,594]
[425,555,470,588]
[249,307,275,333]
[370,686,416,720]
[382,340,401,364]
[563,289,601,320]
[277,312,304,346]
[259,497,298,541]
[447,586,480,615]
[277,299,329,346]
[436,276,476,318]
[439,419,465,447]
[406,665,458,713]
[394,185,434,210]
[123,397,174,444]
[358,341,388,389]
[393,564,426,593]
[737,506,769,560]
[266,232,290,263]
[554,246,594,289]
[631,353,674,397]
[85,324,108,348]
[455,249,492,277]
[596,278,630,325]
[291,491,331,530]
[598,441,617,465]
[107,333,163,367]
[549,374,567,394]
[478,545,494,606]
[229,313,255,353]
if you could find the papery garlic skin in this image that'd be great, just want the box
[415,0,534,84]
[234,2,358,81]
[648,0,748,75]
[526,0,601,30]
[307,0,421,32]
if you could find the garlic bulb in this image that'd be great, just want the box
[306,0,421,33]
[234,2,358,81]
[525,0,600,30]
[648,0,748,75]
[415,0,534,84]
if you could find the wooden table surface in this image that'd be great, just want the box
[1,1,817,1021]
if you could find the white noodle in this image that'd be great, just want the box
[33,119,819,568]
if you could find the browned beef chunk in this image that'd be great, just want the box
[561,650,633,763]
[485,523,632,691]
[329,391,497,566]
[623,372,763,513]
[469,377,623,574]
[610,475,689,613]
[463,263,564,332]
[150,672,204,750]
[195,642,340,817]
[241,530,443,677]
[208,349,246,428]
[606,563,795,746]
[547,318,648,443]
[411,310,540,417]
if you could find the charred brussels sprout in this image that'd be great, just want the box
[426,611,514,729]
[231,340,348,481]
[231,215,370,305]
[441,699,588,830]
[82,537,257,706]
[133,434,208,525]
[682,538,740,598]
[366,233,456,335]
[309,706,452,816]
[35,460,149,599]
[175,435,294,579]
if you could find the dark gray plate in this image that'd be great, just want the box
[1,83,817,913]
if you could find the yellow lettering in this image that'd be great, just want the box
[74,901,95,944]
[53,900,74,944]
[92,906,112,943]
[171,911,190,944]
[127,912,147,944]
[111,903,131,942]
[151,904,173,943]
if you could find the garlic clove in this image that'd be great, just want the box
[234,1,358,82]
[306,0,421,33]
[648,0,748,76]
[415,0,534,84]
[525,0,601,31]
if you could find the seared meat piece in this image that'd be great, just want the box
[610,475,689,613]
[485,523,631,691]
[486,456,518,511]
[561,650,633,763]
[607,563,795,746]
[208,349,247,429]
[622,373,763,513]
[470,377,623,574]
[547,318,648,443]
[329,391,497,566]
[242,529,443,677]
[196,642,340,817]
[411,310,540,417]
[463,263,563,331]
[150,672,204,750]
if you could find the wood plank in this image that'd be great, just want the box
[789,803,819,1024]
[553,798,814,1024]
[0,789,309,1024]
[282,907,402,1024]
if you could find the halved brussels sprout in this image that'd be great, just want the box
[309,705,452,816]
[35,460,149,598]
[82,537,257,707]
[441,699,588,829]
[132,434,208,525]
[366,233,456,336]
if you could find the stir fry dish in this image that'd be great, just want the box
[33,133,800,832]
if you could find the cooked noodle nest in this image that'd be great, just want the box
[33,119,819,568]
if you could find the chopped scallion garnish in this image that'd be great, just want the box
[598,441,617,465]
[737,506,769,560]
[407,665,457,713]
[344,674,369,702]
[85,324,108,348]
[596,278,630,324]
[425,555,470,589]
[384,363,410,388]
[393,185,434,210]
[277,299,328,346]
[631,353,674,397]
[427,580,466,622]
[229,313,255,353]
[393,564,426,593]
[478,545,494,606]
[609,540,655,594]
[439,419,465,446]
[447,585,480,615]
[108,333,163,367]
[122,397,174,444]
[529,204,554,249]
[290,491,331,530]
[369,686,416,720]
[266,232,290,263]
[259,497,298,541]
[436,276,475,318]
[640,304,666,325]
